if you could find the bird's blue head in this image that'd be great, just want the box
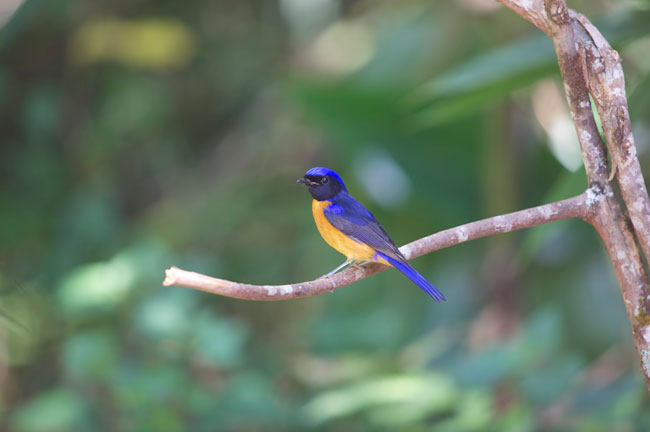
[297,167,348,201]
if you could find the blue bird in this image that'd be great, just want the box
[298,167,445,302]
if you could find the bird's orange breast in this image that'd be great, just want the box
[312,199,390,265]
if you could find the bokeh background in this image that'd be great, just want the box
[2,0,650,430]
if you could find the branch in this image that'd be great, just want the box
[164,193,588,301]
[499,0,650,392]
[572,11,650,264]
[543,0,609,184]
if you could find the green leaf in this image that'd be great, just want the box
[410,10,650,128]
[10,387,86,432]
[409,34,557,128]
[191,311,248,368]
[60,330,118,380]
[301,373,456,426]
[57,258,136,315]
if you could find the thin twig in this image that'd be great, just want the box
[164,193,588,301]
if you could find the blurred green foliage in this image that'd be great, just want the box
[2,0,650,430]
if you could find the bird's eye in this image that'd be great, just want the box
[321,177,329,184]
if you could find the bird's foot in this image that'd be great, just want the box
[319,259,352,279]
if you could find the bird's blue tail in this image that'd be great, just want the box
[376,252,445,302]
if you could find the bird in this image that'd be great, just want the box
[297,166,445,302]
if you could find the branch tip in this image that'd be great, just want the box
[163,267,179,286]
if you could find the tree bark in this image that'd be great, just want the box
[499,0,650,393]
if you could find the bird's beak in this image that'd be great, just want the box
[297,177,309,185]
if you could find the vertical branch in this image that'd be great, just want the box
[499,0,650,391]
[574,13,650,266]
[543,0,650,392]
[542,0,608,184]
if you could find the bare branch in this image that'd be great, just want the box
[541,0,650,393]
[501,0,650,257]
[572,12,650,264]
[543,0,609,184]
[164,194,588,301]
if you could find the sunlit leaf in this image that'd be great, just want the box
[69,18,196,69]
[301,373,456,426]
[57,257,136,315]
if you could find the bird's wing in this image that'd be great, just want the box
[324,193,405,261]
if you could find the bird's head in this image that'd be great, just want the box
[297,167,348,201]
